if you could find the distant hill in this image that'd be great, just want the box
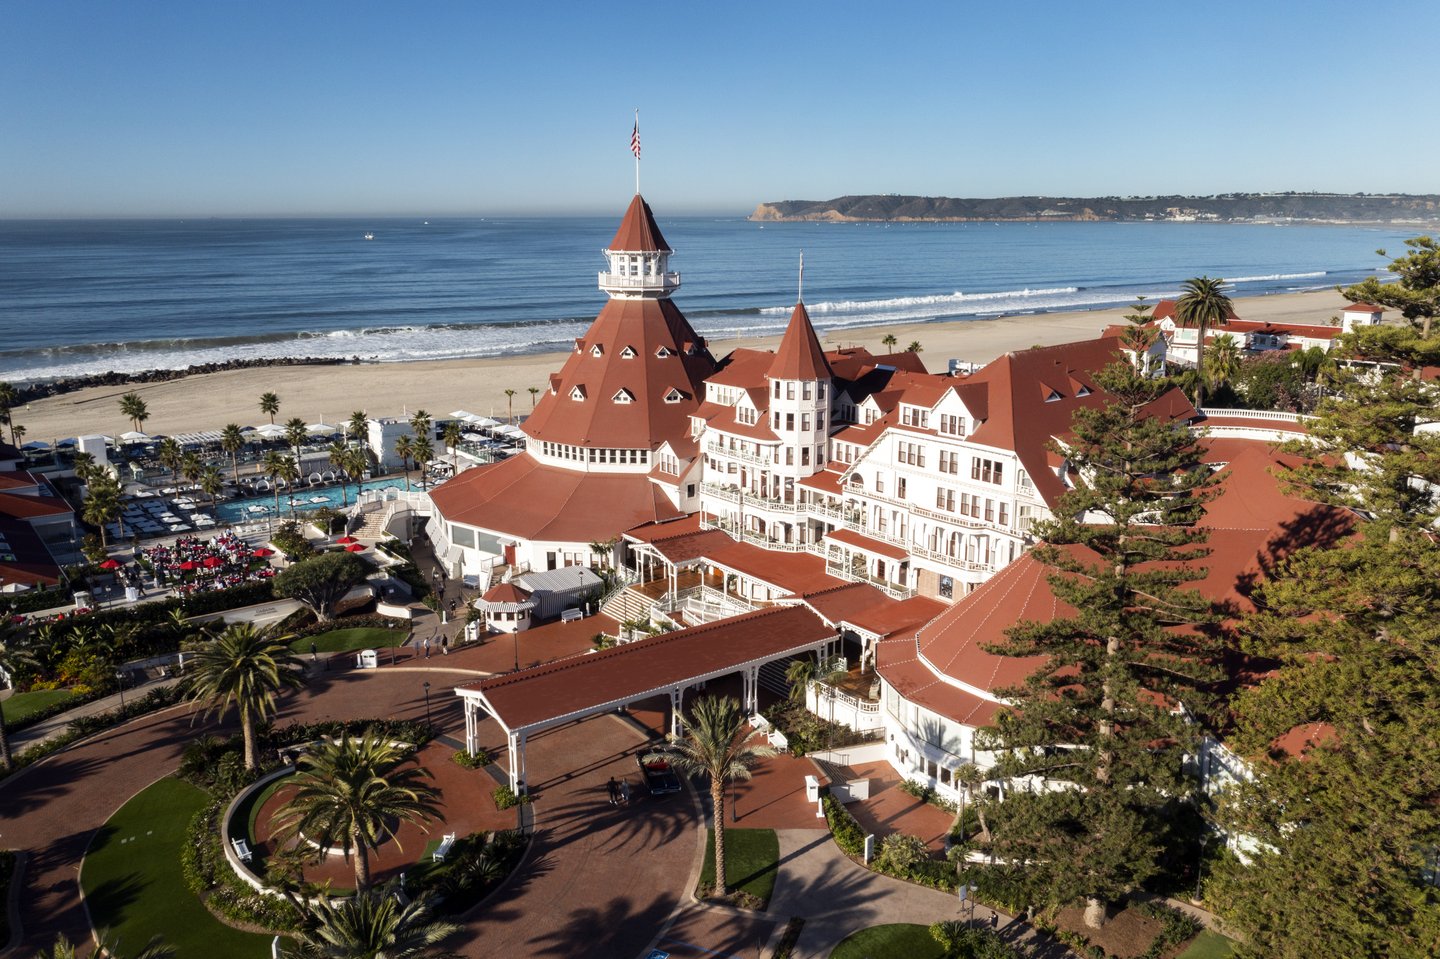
[750,193,1440,224]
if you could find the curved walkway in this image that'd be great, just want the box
[0,662,696,959]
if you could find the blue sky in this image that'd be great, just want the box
[3,1,1436,216]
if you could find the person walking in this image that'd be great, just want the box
[423,636,431,659]
[441,634,449,655]
[607,777,619,805]
[619,778,630,805]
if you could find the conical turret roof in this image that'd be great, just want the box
[767,302,832,381]
[608,194,672,252]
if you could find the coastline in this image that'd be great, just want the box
[12,288,1351,442]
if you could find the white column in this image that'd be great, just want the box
[464,698,477,754]
[670,686,684,738]
[507,730,528,793]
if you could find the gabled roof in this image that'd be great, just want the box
[607,194,671,252]
[522,297,715,449]
[767,302,833,381]
[1341,301,1383,313]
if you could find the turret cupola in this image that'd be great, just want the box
[766,300,833,477]
[599,194,680,298]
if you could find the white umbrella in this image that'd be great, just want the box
[255,423,287,439]
[307,422,338,434]
[120,431,150,443]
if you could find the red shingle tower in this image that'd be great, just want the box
[766,299,833,479]
[521,194,716,457]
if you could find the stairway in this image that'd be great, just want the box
[351,505,394,539]
[600,585,655,626]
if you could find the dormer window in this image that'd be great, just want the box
[655,346,673,358]
[591,344,604,357]
[663,388,684,404]
[1045,389,1063,403]
[570,385,587,401]
[574,339,585,353]
[612,388,635,404]
[1076,386,1092,397]
[620,345,637,359]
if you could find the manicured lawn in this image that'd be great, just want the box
[697,827,779,907]
[1177,930,1238,959]
[830,923,945,959]
[1,688,78,725]
[81,777,271,959]
[289,627,406,654]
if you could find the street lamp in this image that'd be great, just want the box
[115,670,126,708]
[423,681,432,727]
[1195,833,1213,901]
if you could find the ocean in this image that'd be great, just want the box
[0,214,1409,384]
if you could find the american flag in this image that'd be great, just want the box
[630,119,641,159]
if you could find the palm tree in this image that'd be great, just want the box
[412,436,434,490]
[0,621,38,771]
[34,932,173,959]
[1174,276,1234,410]
[344,447,369,499]
[394,435,415,491]
[953,762,992,845]
[0,380,17,445]
[906,341,923,353]
[260,392,281,425]
[182,622,304,770]
[200,464,224,510]
[1207,333,1241,394]
[271,729,443,891]
[264,450,298,518]
[408,410,432,441]
[327,441,352,507]
[441,421,463,477]
[284,417,309,467]
[347,410,369,447]
[670,696,776,897]
[527,386,539,410]
[157,437,183,485]
[275,454,302,517]
[783,658,814,703]
[881,333,898,350]
[284,889,459,959]
[179,451,203,488]
[83,474,123,549]
[503,389,517,425]
[118,392,150,433]
[220,423,245,484]
[71,450,98,484]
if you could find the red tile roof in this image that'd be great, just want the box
[521,296,716,449]
[767,303,833,381]
[607,194,671,252]
[0,517,62,588]
[0,470,42,492]
[429,454,683,544]
[463,605,835,731]
[883,438,1354,729]
[0,489,73,520]
[482,582,532,605]
[1342,302,1383,313]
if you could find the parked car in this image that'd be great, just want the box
[636,746,683,795]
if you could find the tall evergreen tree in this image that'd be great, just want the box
[1342,235,1439,338]
[1207,355,1440,958]
[974,360,1221,928]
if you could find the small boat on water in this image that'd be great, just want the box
[363,232,374,240]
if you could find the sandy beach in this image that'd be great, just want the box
[13,289,1351,443]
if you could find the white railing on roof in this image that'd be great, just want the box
[705,442,774,467]
[598,271,680,290]
[1199,407,1312,423]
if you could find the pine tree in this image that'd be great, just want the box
[974,360,1221,928]
[1207,353,1440,958]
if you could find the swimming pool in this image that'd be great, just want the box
[212,477,414,525]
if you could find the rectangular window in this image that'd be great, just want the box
[786,448,794,465]
[801,447,811,466]
[897,477,907,499]
[786,413,795,430]
[801,413,811,432]
[972,458,1005,484]
[786,382,796,400]
[999,502,1010,526]
[802,382,812,400]
[984,499,995,522]
[936,488,955,511]
[773,380,781,398]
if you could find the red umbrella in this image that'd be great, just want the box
[345,543,366,552]
[252,547,275,557]
[336,536,358,545]
[202,556,224,568]
[178,560,198,571]
[99,558,122,570]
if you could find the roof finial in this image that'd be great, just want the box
[631,109,641,195]
[798,250,804,303]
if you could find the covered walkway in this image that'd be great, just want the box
[456,604,840,792]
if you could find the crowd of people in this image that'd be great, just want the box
[138,529,275,597]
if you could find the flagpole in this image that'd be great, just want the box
[634,108,641,195]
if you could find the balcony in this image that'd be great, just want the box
[598,271,680,293]
[700,482,806,514]
[705,441,773,467]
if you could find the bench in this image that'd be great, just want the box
[560,608,584,623]
[231,838,252,862]
[432,832,456,862]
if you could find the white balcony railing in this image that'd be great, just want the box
[598,271,680,291]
